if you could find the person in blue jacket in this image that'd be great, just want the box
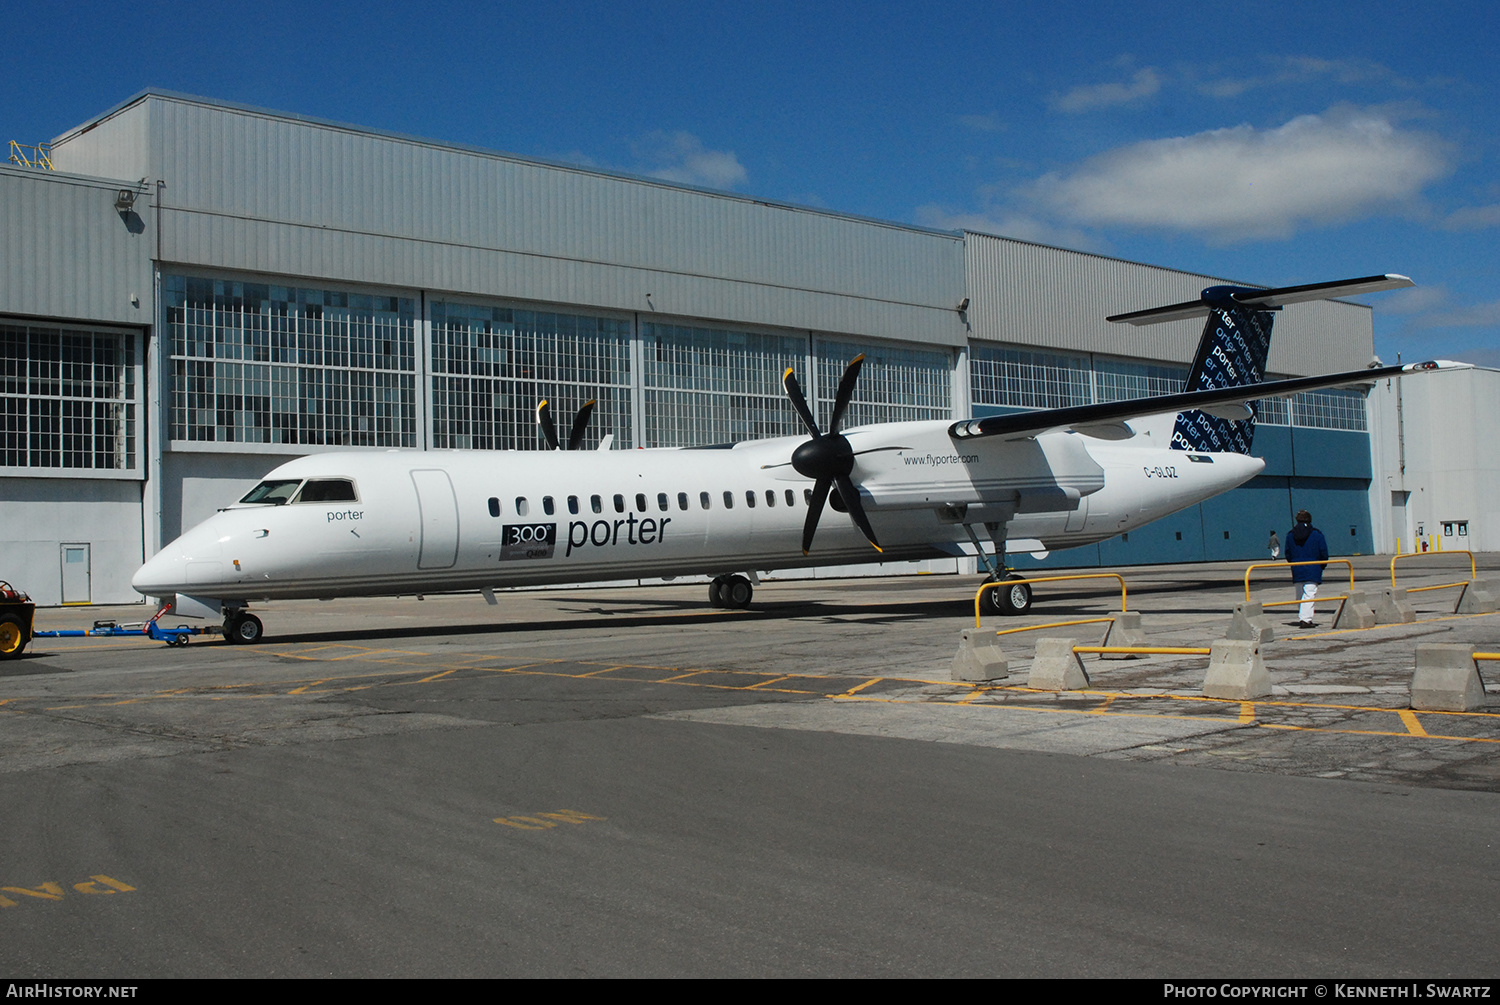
[1285,509,1329,628]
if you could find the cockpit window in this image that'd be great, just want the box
[239,480,303,505]
[296,479,359,503]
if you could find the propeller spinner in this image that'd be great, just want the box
[536,399,596,450]
[782,354,882,556]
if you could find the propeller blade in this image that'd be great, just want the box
[567,399,596,451]
[536,400,559,450]
[801,477,831,555]
[782,368,821,439]
[826,354,865,435]
[834,473,882,552]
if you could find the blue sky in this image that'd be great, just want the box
[5,0,1497,366]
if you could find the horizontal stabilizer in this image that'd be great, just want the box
[1107,274,1414,327]
[949,360,1450,442]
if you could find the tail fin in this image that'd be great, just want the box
[1106,274,1413,455]
[1172,286,1273,454]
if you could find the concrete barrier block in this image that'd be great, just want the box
[1100,611,1145,659]
[1333,591,1378,630]
[1225,602,1276,643]
[1374,588,1417,624]
[1455,579,1499,615]
[951,628,1010,682]
[1201,640,1271,700]
[1027,637,1089,691]
[1411,644,1486,711]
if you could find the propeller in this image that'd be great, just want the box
[782,354,882,556]
[536,399,596,450]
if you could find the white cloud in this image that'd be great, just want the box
[633,130,747,189]
[1411,299,1500,329]
[1196,56,1407,98]
[1050,68,1161,113]
[1022,106,1449,240]
[1440,204,1500,231]
[1380,285,1450,316]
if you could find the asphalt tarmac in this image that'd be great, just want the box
[2,557,1497,977]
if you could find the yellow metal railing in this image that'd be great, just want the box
[1243,559,1355,601]
[8,141,52,170]
[975,573,1127,628]
[992,617,1115,638]
[1073,646,1210,656]
[1391,550,1476,590]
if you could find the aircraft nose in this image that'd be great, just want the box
[132,541,188,597]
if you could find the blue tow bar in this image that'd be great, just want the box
[32,606,219,647]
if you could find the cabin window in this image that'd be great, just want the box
[804,488,813,505]
[635,493,648,513]
[657,493,669,512]
[765,490,776,508]
[240,479,303,505]
[723,491,734,509]
[296,479,358,503]
[488,497,501,518]
[678,492,689,511]
[515,497,529,516]
[785,489,795,507]
[568,495,580,515]
[613,493,626,514]
[699,492,711,510]
[591,495,603,514]
[745,490,756,508]
[542,496,555,516]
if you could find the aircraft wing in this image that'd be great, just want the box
[949,360,1453,442]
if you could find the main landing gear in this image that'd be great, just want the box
[709,574,754,609]
[984,574,1033,617]
[223,611,264,644]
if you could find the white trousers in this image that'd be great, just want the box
[1296,582,1318,622]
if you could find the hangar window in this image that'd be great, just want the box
[639,323,808,448]
[969,345,1090,411]
[430,302,632,450]
[816,339,952,426]
[1,321,141,472]
[163,276,417,448]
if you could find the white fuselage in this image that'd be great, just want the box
[131,418,1263,603]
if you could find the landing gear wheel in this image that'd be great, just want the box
[724,575,753,609]
[708,576,729,608]
[986,576,1033,616]
[0,614,27,660]
[224,613,264,644]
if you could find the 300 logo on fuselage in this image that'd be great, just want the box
[501,523,557,561]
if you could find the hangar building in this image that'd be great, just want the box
[3,90,1386,605]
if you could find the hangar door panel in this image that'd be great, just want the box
[411,470,460,570]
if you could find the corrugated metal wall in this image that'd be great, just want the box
[964,231,1375,375]
[0,166,154,324]
[52,93,968,346]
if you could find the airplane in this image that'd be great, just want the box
[131,274,1448,644]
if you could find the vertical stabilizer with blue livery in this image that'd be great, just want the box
[1105,274,1414,454]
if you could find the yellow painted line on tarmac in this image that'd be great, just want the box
[1088,696,1117,715]
[1239,701,1256,724]
[1398,710,1429,737]
[836,677,884,698]
[1286,609,1500,640]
